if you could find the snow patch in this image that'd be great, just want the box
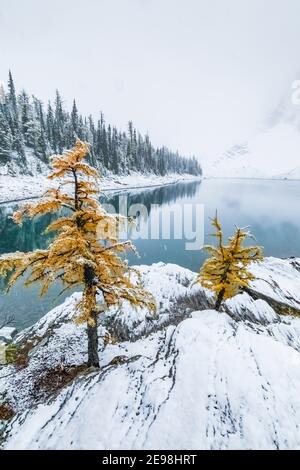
[0,172,201,205]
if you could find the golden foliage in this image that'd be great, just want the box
[48,140,98,180]
[196,214,263,305]
[0,139,156,327]
[5,343,17,364]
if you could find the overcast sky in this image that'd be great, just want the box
[1,0,300,161]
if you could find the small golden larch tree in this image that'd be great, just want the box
[196,214,263,310]
[0,140,155,368]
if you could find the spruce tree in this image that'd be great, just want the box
[112,127,119,174]
[7,70,17,117]
[107,124,112,168]
[95,119,102,165]
[7,71,25,161]
[101,124,109,169]
[0,109,13,160]
[54,90,65,152]
[196,215,263,310]
[77,115,85,140]
[13,127,26,162]
[0,83,5,105]
[0,140,155,367]
[18,90,31,146]
[71,99,79,137]
[46,102,55,151]
[34,99,48,162]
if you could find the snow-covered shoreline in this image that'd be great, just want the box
[0,173,201,205]
[1,257,300,449]
[204,175,300,181]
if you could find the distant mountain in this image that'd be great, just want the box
[205,90,300,179]
[205,142,264,179]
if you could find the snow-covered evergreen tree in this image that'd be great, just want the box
[6,71,25,162]
[0,108,12,161]
[0,71,203,177]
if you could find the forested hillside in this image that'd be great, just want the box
[0,72,202,177]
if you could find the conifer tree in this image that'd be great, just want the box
[13,126,26,162]
[77,115,85,140]
[0,140,155,367]
[71,99,79,137]
[54,90,65,152]
[0,83,5,105]
[0,109,13,160]
[196,215,263,310]
[7,71,17,118]
[112,127,119,174]
[46,102,56,150]
[7,71,25,161]
[101,124,109,169]
[33,99,48,162]
[18,90,31,145]
[1,71,203,177]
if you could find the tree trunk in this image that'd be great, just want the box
[215,288,225,311]
[87,310,100,368]
[84,264,100,368]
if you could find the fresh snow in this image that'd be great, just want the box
[1,258,300,449]
[0,172,201,205]
[205,123,300,179]
[0,327,17,344]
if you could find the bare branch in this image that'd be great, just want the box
[0,314,15,329]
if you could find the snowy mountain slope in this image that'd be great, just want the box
[275,166,300,180]
[1,259,300,450]
[205,123,300,179]
[4,310,300,450]
[207,88,300,180]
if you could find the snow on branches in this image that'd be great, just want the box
[196,214,263,310]
[0,139,156,367]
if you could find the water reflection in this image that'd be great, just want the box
[0,178,300,330]
[103,180,200,213]
[0,206,56,254]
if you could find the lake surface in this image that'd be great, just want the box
[1,178,300,330]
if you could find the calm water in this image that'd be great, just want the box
[1,178,300,330]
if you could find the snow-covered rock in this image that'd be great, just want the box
[249,257,300,309]
[0,327,17,344]
[1,258,300,450]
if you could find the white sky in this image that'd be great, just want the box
[1,0,300,161]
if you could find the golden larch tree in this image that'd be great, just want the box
[0,140,155,368]
[196,214,263,310]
